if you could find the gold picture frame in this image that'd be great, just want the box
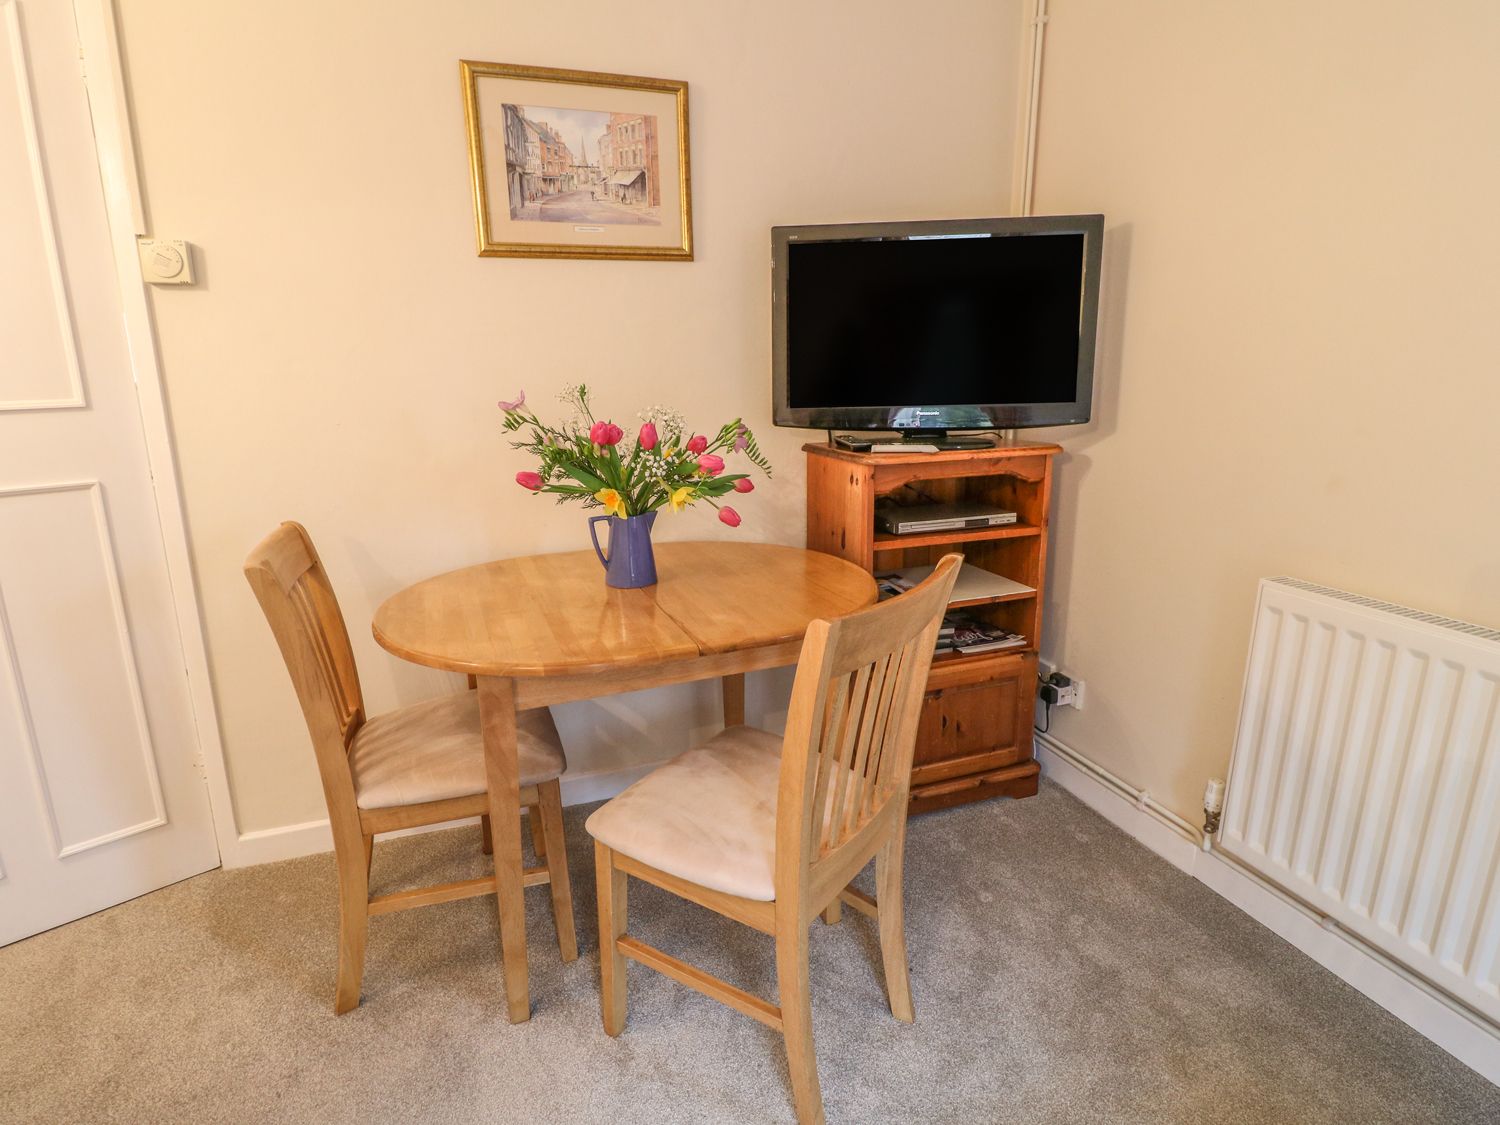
[460,61,692,261]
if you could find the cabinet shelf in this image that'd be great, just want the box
[931,645,1036,669]
[948,590,1035,610]
[872,522,1041,553]
[878,561,1036,610]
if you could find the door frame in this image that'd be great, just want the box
[71,0,242,864]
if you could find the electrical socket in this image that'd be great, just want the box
[1038,667,1086,710]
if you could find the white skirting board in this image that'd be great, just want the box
[225,757,667,869]
[1035,732,1500,1088]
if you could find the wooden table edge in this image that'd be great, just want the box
[370,620,701,678]
[370,549,879,678]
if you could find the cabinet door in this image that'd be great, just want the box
[911,653,1035,787]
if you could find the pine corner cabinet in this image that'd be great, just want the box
[803,440,1061,813]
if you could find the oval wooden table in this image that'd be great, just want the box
[372,540,876,1022]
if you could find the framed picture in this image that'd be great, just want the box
[460,61,692,261]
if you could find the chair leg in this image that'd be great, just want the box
[537,780,578,962]
[875,837,914,1023]
[820,899,842,925]
[776,917,826,1125]
[481,814,493,856]
[363,833,374,881]
[527,805,547,859]
[334,841,370,1015]
[595,841,628,1036]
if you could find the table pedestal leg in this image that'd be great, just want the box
[477,675,530,1023]
[722,672,746,728]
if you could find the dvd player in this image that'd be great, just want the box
[877,502,1018,535]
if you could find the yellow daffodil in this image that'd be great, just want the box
[668,485,695,513]
[663,445,677,458]
[594,488,628,518]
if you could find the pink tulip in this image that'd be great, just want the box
[697,453,725,476]
[686,434,708,454]
[732,477,754,493]
[638,422,658,450]
[498,390,526,411]
[516,471,543,491]
[590,421,624,446]
[718,506,742,527]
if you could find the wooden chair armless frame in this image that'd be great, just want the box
[245,522,572,1013]
[594,553,962,1124]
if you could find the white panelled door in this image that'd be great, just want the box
[0,0,218,944]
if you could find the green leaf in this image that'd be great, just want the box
[561,463,607,492]
[739,428,774,476]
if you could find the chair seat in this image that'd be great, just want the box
[350,691,566,810]
[585,725,782,901]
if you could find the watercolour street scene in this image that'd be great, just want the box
[501,104,662,225]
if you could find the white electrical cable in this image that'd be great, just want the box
[1019,0,1050,219]
[1002,0,1051,445]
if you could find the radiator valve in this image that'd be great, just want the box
[1203,777,1225,836]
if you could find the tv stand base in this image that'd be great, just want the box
[898,428,997,450]
[832,430,998,453]
[928,434,996,450]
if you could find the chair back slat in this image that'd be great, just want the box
[807,672,850,845]
[288,576,362,744]
[820,662,871,854]
[866,639,914,808]
[777,555,961,902]
[844,647,900,841]
[244,523,366,815]
[841,664,873,841]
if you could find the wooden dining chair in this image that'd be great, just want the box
[244,521,577,1014]
[586,554,961,1124]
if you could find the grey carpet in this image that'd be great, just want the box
[2,781,1495,1124]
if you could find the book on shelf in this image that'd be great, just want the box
[932,610,1026,656]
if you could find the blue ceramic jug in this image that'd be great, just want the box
[588,511,658,588]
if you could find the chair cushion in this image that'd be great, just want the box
[585,725,782,901]
[350,692,566,810]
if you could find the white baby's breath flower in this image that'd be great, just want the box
[554,383,590,428]
[637,404,686,435]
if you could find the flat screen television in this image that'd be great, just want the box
[771,215,1104,437]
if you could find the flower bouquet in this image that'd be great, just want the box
[499,385,773,587]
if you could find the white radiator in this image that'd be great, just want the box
[1222,577,1500,1026]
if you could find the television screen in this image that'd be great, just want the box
[771,215,1103,432]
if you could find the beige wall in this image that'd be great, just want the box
[116,0,1026,836]
[1029,2,1500,821]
